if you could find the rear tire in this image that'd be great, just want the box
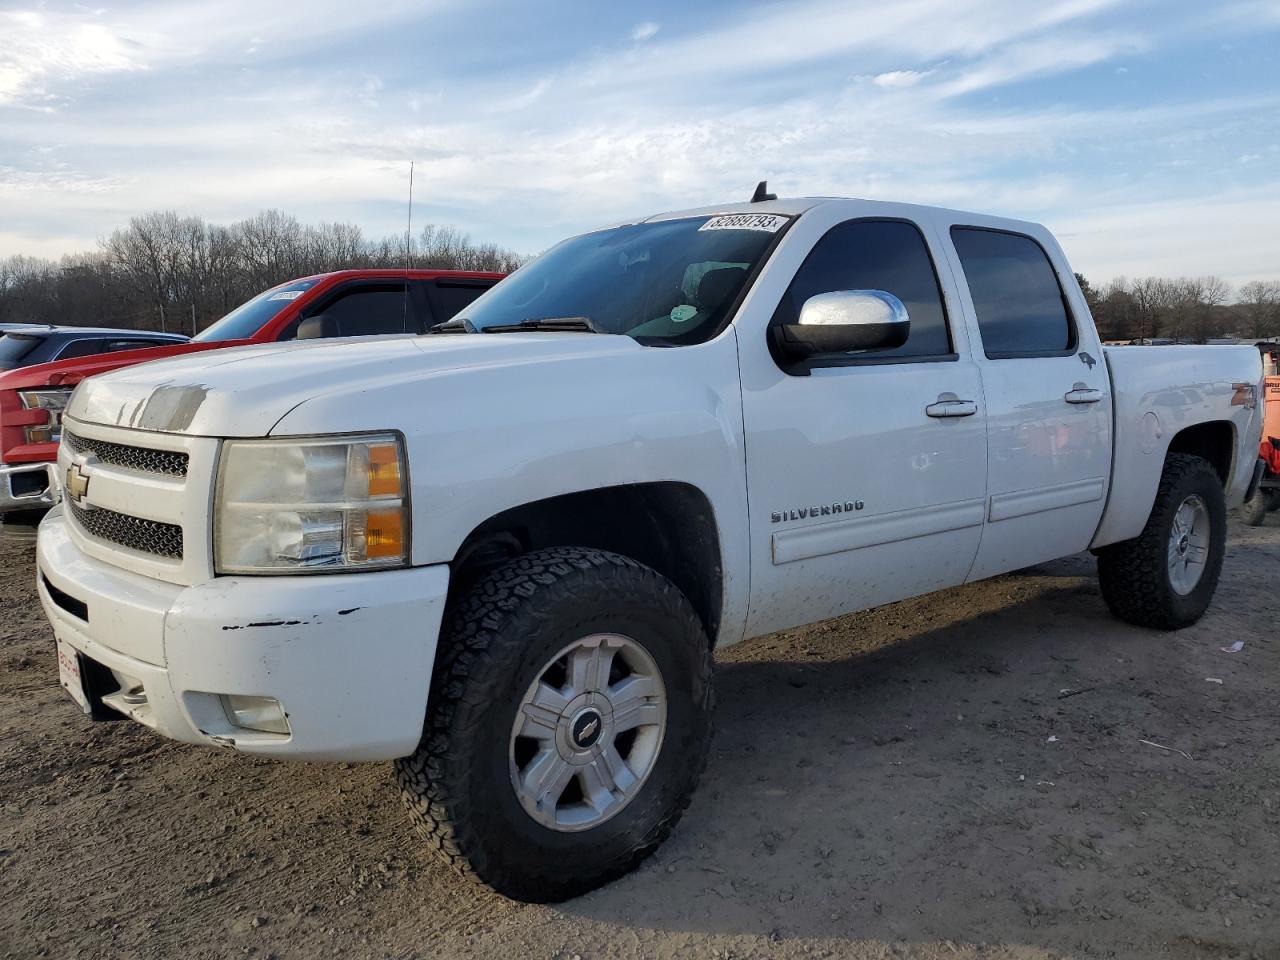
[395,547,713,902]
[1239,488,1268,527]
[1096,454,1226,630]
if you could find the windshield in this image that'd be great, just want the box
[0,333,43,364]
[192,278,319,342]
[458,214,789,344]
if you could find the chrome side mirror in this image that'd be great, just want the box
[773,290,911,360]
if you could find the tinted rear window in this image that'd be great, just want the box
[950,227,1074,357]
[54,338,105,360]
[0,333,42,363]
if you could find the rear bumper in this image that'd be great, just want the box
[0,460,55,512]
[37,509,450,761]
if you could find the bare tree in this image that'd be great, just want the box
[1093,276,1139,342]
[1128,277,1177,341]
[235,210,306,290]
[1239,280,1280,340]
[102,212,195,332]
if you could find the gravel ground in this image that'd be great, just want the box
[1,515,1278,960]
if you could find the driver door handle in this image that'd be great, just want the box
[1065,384,1103,404]
[926,393,978,418]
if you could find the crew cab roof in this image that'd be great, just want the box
[643,196,1044,233]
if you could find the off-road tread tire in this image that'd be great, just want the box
[1239,488,1268,527]
[1096,453,1226,631]
[394,546,713,902]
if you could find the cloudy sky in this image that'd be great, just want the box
[2,0,1278,288]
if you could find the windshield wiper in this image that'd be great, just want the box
[425,318,475,334]
[480,317,600,334]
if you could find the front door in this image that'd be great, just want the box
[737,213,989,639]
[942,223,1113,581]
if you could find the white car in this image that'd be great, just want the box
[37,194,1266,902]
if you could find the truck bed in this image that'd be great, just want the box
[1092,344,1263,548]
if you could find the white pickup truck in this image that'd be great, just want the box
[37,195,1266,902]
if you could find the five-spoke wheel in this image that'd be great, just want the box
[510,633,667,831]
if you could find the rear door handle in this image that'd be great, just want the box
[1065,383,1103,404]
[926,393,978,418]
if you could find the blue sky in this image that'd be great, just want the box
[2,0,1278,289]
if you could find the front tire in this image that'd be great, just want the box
[1096,453,1226,630]
[395,547,713,902]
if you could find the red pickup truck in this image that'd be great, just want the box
[0,269,503,513]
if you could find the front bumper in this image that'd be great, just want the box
[0,460,55,512]
[37,509,450,761]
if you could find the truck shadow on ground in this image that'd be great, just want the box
[5,536,1275,960]
[552,555,1278,958]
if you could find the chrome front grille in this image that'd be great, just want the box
[64,431,190,478]
[59,416,215,585]
[68,501,184,560]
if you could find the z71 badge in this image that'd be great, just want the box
[771,500,864,523]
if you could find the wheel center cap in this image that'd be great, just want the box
[1179,535,1189,555]
[569,709,604,749]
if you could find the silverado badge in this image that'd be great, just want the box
[771,500,864,523]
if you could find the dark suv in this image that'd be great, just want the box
[0,324,189,372]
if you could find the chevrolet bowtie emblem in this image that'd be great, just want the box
[66,460,92,506]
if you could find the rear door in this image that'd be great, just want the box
[941,223,1112,580]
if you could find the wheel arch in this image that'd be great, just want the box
[447,481,725,645]
[1093,417,1240,550]
[1166,419,1236,486]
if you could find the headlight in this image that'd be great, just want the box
[214,434,409,574]
[19,387,75,444]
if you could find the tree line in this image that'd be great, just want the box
[0,210,524,336]
[1076,274,1280,343]
[2,209,1278,343]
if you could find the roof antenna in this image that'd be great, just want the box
[405,160,415,260]
[403,160,414,331]
[750,180,776,203]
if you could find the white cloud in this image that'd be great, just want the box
[492,77,553,113]
[935,32,1143,97]
[1052,187,1280,288]
[631,21,660,42]
[872,69,929,89]
[0,1,442,108]
[0,12,150,106]
[575,0,1129,92]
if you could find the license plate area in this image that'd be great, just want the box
[56,637,92,714]
[54,636,126,721]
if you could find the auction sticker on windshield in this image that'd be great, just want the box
[699,214,788,233]
[56,637,91,714]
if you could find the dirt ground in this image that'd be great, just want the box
[1,516,1277,960]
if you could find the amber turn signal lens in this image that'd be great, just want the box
[366,443,402,497]
[364,508,405,559]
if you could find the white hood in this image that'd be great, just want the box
[66,333,641,436]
